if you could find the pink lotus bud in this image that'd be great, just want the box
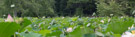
[5,14,14,22]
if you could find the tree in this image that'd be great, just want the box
[0,0,56,17]
[66,0,96,16]
[96,0,125,16]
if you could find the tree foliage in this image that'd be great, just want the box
[96,0,125,16]
[0,0,56,17]
[0,0,135,17]
[0,0,97,17]
[96,0,135,16]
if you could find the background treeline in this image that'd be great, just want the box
[0,0,135,17]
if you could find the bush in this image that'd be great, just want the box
[96,0,125,16]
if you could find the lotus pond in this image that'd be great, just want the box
[0,16,135,37]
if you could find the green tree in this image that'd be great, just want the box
[0,0,56,17]
[96,0,125,16]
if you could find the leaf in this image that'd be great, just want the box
[83,33,97,37]
[106,18,134,34]
[24,25,32,31]
[113,34,121,37]
[19,18,32,32]
[38,30,51,36]
[0,22,20,37]
[60,34,65,37]
[68,27,83,37]
[95,32,104,36]
[46,30,62,37]
[72,17,78,21]
[20,32,42,37]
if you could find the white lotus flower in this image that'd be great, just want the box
[110,14,113,16]
[66,27,72,32]
[121,32,135,37]
[87,23,91,27]
[100,20,104,23]
[108,19,111,22]
[62,17,64,19]
[92,13,96,16]
[121,16,124,18]
[11,4,15,8]
[42,16,45,18]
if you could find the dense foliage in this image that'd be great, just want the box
[1,0,135,37]
[0,0,135,17]
[96,0,135,16]
[0,0,94,17]
[0,17,135,37]
[96,0,125,16]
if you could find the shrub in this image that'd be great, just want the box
[96,0,125,16]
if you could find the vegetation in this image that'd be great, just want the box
[0,0,135,17]
[1,0,135,37]
[0,16,135,37]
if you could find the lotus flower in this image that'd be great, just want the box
[87,23,91,27]
[66,27,72,32]
[11,4,15,8]
[121,16,124,18]
[62,17,64,19]
[15,18,23,24]
[121,32,135,37]
[110,14,113,16]
[5,14,14,22]
[100,20,104,23]
[108,19,111,22]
